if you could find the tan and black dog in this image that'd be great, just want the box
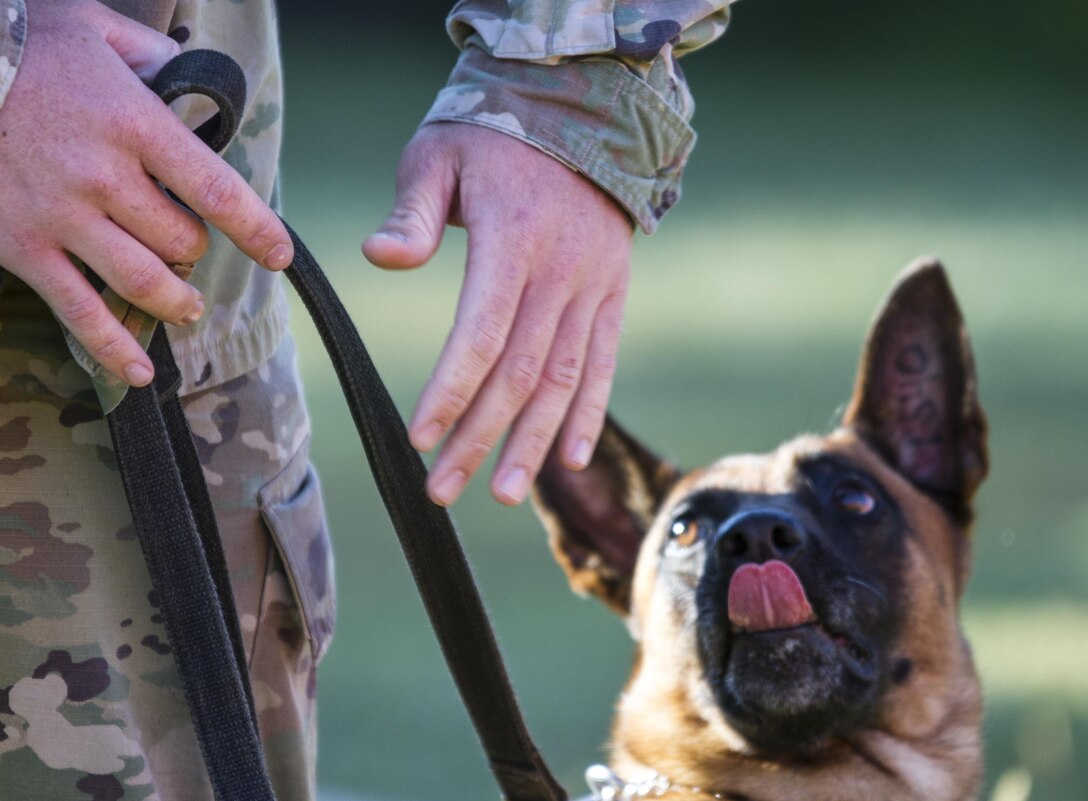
[533,260,988,801]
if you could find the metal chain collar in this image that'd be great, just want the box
[585,764,729,801]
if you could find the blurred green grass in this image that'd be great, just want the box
[278,20,1087,801]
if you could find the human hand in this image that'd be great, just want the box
[0,0,293,386]
[363,123,633,507]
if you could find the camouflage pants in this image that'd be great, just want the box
[0,280,335,801]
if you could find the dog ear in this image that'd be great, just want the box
[844,259,988,519]
[532,416,681,615]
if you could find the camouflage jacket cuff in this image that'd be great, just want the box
[422,45,695,234]
[0,0,26,112]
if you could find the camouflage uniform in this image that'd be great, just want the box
[428,0,734,233]
[0,1,733,799]
[0,281,333,801]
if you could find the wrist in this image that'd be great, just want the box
[422,46,694,234]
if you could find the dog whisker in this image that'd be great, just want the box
[846,576,888,607]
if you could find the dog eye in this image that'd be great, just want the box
[669,517,702,547]
[832,482,877,516]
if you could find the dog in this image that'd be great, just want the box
[532,260,988,801]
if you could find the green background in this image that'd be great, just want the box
[274,3,1087,800]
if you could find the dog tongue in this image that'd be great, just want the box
[727,560,816,632]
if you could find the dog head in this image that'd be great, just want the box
[533,260,987,800]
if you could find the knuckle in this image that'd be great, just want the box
[517,425,553,462]
[587,350,618,381]
[541,354,582,393]
[548,254,581,286]
[162,222,208,264]
[52,282,134,365]
[501,353,542,402]
[496,260,527,286]
[194,170,243,220]
[432,384,472,425]
[465,314,508,365]
[120,258,164,301]
[578,396,609,418]
[109,105,151,148]
[78,163,120,202]
[459,436,495,468]
[86,329,128,363]
[58,295,131,366]
[387,199,435,240]
[502,227,537,266]
[243,213,281,252]
[59,292,101,326]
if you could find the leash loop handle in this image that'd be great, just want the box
[151,49,247,154]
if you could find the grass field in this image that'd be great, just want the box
[278,29,1087,801]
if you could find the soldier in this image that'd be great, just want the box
[0,1,734,799]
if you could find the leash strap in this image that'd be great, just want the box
[106,49,567,801]
[107,325,273,801]
[283,224,568,801]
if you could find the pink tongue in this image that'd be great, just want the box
[727,560,816,632]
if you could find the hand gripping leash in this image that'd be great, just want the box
[106,49,568,801]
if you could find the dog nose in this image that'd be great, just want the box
[715,510,806,565]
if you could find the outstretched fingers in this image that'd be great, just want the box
[488,301,597,504]
[424,281,566,506]
[367,123,634,506]
[408,236,528,499]
[557,288,627,470]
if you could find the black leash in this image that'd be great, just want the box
[106,49,568,801]
[107,325,271,801]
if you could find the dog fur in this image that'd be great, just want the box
[533,260,988,801]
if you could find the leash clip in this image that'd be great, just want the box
[586,765,669,801]
[586,765,625,801]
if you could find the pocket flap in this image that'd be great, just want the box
[258,440,336,662]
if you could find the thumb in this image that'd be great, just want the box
[89,5,182,83]
[363,135,456,271]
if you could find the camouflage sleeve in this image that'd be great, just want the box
[423,0,734,233]
[0,0,26,112]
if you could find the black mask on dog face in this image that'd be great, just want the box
[669,456,909,753]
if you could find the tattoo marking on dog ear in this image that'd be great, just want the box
[894,343,928,374]
[892,340,946,457]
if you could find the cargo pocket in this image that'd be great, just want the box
[257,437,336,663]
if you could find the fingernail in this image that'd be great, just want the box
[570,438,593,469]
[497,467,530,505]
[370,230,408,244]
[123,362,153,387]
[262,243,292,270]
[431,470,468,507]
[180,295,204,325]
[412,421,444,452]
